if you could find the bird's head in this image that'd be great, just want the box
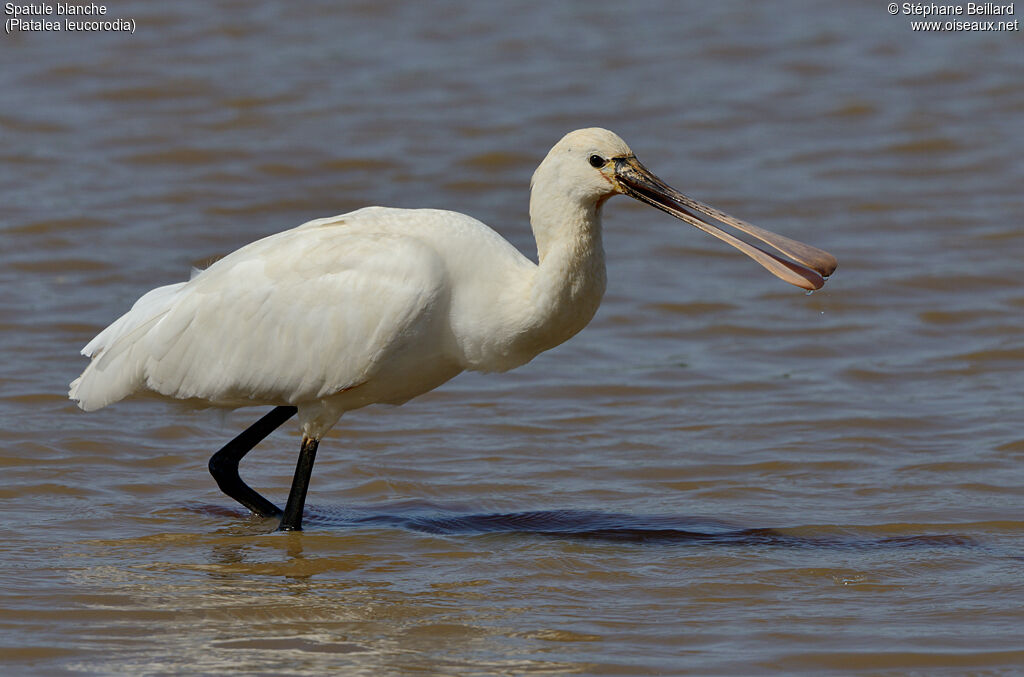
[536,127,837,291]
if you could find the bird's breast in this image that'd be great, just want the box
[452,252,606,374]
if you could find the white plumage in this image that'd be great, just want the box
[70,128,835,530]
[69,202,600,438]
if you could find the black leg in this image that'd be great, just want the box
[208,406,297,518]
[278,435,319,531]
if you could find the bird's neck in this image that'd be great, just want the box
[520,186,608,353]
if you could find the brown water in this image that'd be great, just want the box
[3,2,1023,674]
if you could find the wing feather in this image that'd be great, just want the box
[70,209,451,410]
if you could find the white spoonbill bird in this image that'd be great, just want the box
[70,128,836,531]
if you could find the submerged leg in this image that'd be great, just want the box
[278,435,320,531]
[208,405,298,518]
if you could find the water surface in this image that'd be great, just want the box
[2,2,1023,674]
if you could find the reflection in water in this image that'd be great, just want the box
[58,505,979,675]
[60,506,989,675]
[195,502,979,550]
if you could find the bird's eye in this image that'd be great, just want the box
[588,154,606,168]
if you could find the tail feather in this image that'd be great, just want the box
[69,282,187,411]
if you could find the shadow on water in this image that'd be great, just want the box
[196,503,977,550]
